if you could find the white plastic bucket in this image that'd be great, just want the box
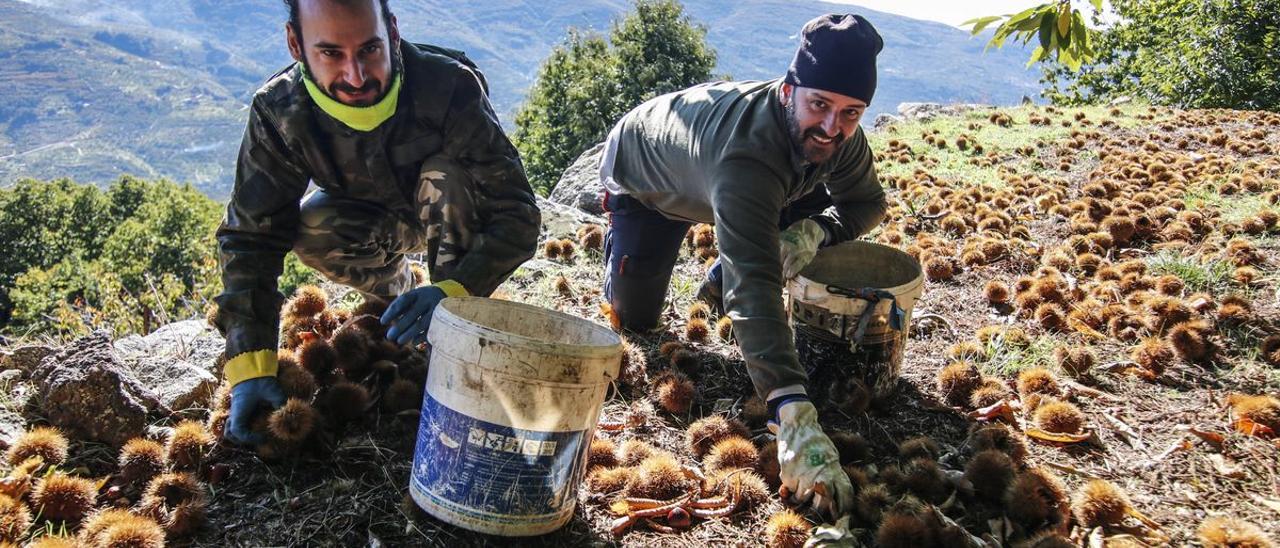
[409,297,622,536]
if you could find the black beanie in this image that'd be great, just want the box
[784,14,883,104]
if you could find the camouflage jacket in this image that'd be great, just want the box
[214,41,539,363]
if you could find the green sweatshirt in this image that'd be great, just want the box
[610,78,887,398]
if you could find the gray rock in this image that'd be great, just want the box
[30,331,165,446]
[896,102,992,122]
[537,196,606,240]
[0,405,23,450]
[113,319,225,409]
[0,344,56,377]
[114,319,224,371]
[872,113,902,130]
[130,356,218,411]
[548,142,607,216]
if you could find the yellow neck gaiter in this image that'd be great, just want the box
[302,69,402,132]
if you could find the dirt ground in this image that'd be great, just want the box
[188,103,1279,547]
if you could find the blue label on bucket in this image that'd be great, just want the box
[411,394,588,522]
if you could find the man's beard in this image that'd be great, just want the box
[301,47,402,107]
[785,100,845,164]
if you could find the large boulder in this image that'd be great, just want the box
[114,319,223,411]
[548,142,607,216]
[0,368,25,449]
[114,319,224,369]
[30,332,166,446]
[129,356,218,412]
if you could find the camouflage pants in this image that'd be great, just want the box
[293,157,480,300]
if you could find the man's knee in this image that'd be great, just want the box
[292,190,412,292]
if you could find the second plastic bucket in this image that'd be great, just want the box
[788,240,924,402]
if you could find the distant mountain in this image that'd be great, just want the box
[1,0,1039,198]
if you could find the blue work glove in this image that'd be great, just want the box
[226,376,287,445]
[381,285,448,346]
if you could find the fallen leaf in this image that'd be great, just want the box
[1025,428,1092,444]
[1234,418,1277,438]
[969,399,1016,423]
[597,420,625,432]
[1187,427,1226,451]
[599,302,621,332]
[0,476,30,499]
[1069,317,1108,340]
[1102,413,1146,451]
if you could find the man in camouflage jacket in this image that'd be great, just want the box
[213,0,539,444]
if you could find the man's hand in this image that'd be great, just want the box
[226,376,287,445]
[779,219,825,280]
[773,399,855,518]
[381,285,448,346]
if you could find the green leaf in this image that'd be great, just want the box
[1072,11,1094,61]
[1015,7,1053,31]
[1025,45,1046,68]
[1005,4,1048,27]
[1038,12,1055,50]
[1090,0,1103,11]
[963,15,1004,35]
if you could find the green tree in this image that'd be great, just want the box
[1042,0,1280,109]
[1,176,224,337]
[513,0,717,195]
[0,178,114,322]
[513,32,619,194]
[612,0,717,109]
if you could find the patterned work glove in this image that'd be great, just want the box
[779,219,826,280]
[772,398,855,518]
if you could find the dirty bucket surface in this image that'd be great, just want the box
[409,297,621,537]
[789,241,923,403]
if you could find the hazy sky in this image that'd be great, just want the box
[824,1,1101,29]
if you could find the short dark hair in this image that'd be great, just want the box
[284,0,395,45]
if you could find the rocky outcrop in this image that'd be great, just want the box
[548,142,607,216]
[895,102,992,122]
[114,320,223,411]
[29,332,166,446]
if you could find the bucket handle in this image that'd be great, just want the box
[824,285,906,350]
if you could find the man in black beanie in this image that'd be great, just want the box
[598,14,886,518]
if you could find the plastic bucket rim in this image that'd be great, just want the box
[793,240,924,299]
[432,297,622,360]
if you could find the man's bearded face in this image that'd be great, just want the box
[288,0,400,107]
[784,85,867,164]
